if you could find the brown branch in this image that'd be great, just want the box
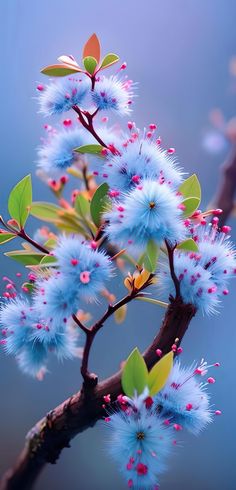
[72,106,108,148]
[0,298,196,490]
[212,145,236,226]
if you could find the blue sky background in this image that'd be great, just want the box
[0,1,236,489]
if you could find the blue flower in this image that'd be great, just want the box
[158,223,236,314]
[104,405,172,489]
[17,341,48,377]
[37,127,91,177]
[0,298,33,355]
[54,236,113,300]
[38,75,90,116]
[155,360,214,435]
[106,180,185,249]
[33,274,79,323]
[92,76,134,115]
[102,137,184,192]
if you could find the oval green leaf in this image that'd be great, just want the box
[144,240,160,273]
[90,182,110,227]
[30,202,61,222]
[100,53,120,70]
[177,238,199,252]
[75,194,90,218]
[74,144,103,155]
[178,174,201,201]
[5,251,46,266]
[83,56,97,74]
[182,197,200,217]
[41,64,82,76]
[121,347,148,397]
[8,174,32,228]
[148,351,174,396]
[0,232,16,244]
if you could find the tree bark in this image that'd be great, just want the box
[0,298,196,490]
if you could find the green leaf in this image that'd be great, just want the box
[0,232,16,244]
[43,238,57,249]
[5,250,46,265]
[178,174,201,201]
[177,238,199,252]
[40,255,58,267]
[83,56,97,74]
[99,53,120,70]
[30,202,61,222]
[41,64,82,76]
[121,347,148,397]
[148,351,174,396]
[90,182,109,227]
[75,194,90,218]
[135,297,168,308]
[182,197,200,217]
[8,175,32,228]
[74,144,103,155]
[144,240,160,273]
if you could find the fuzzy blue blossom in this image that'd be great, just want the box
[155,360,214,435]
[37,127,91,177]
[158,223,236,314]
[17,341,48,377]
[92,76,134,115]
[102,136,184,192]
[38,75,90,116]
[0,294,80,377]
[105,405,172,489]
[33,274,79,324]
[54,236,113,300]
[0,298,33,355]
[106,180,185,249]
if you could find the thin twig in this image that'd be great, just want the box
[165,240,180,298]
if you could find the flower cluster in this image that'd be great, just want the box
[102,134,183,192]
[37,127,91,177]
[38,75,90,116]
[92,76,134,115]
[105,180,185,249]
[104,356,219,489]
[0,297,78,377]
[158,222,236,314]
[155,359,218,435]
[105,400,173,489]
[0,237,112,376]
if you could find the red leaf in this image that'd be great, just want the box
[83,33,101,63]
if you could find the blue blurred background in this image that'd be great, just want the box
[0,0,236,488]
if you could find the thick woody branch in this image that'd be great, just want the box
[212,145,236,226]
[0,298,196,490]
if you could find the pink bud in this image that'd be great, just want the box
[173,423,182,431]
[215,410,222,415]
[186,403,193,411]
[221,225,231,234]
[207,377,215,384]
[37,84,44,91]
[156,348,162,357]
[120,62,127,70]
[214,362,220,367]
[212,209,223,215]
[149,123,157,131]
[223,289,229,295]
[163,419,170,426]
[177,347,183,355]
[127,121,134,130]
[104,417,111,422]
[63,119,72,126]
[146,131,153,138]
[90,240,97,250]
[167,147,176,154]
[71,259,78,266]
[128,479,133,488]
[131,175,140,184]
[103,394,111,404]
[156,137,162,145]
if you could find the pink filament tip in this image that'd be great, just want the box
[63,119,72,126]
[103,394,111,404]
[156,348,162,357]
[71,259,78,266]
[215,410,222,415]
[167,147,175,154]
[80,271,90,284]
[207,377,216,384]
[37,84,44,91]
[173,423,182,431]
[221,225,231,234]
